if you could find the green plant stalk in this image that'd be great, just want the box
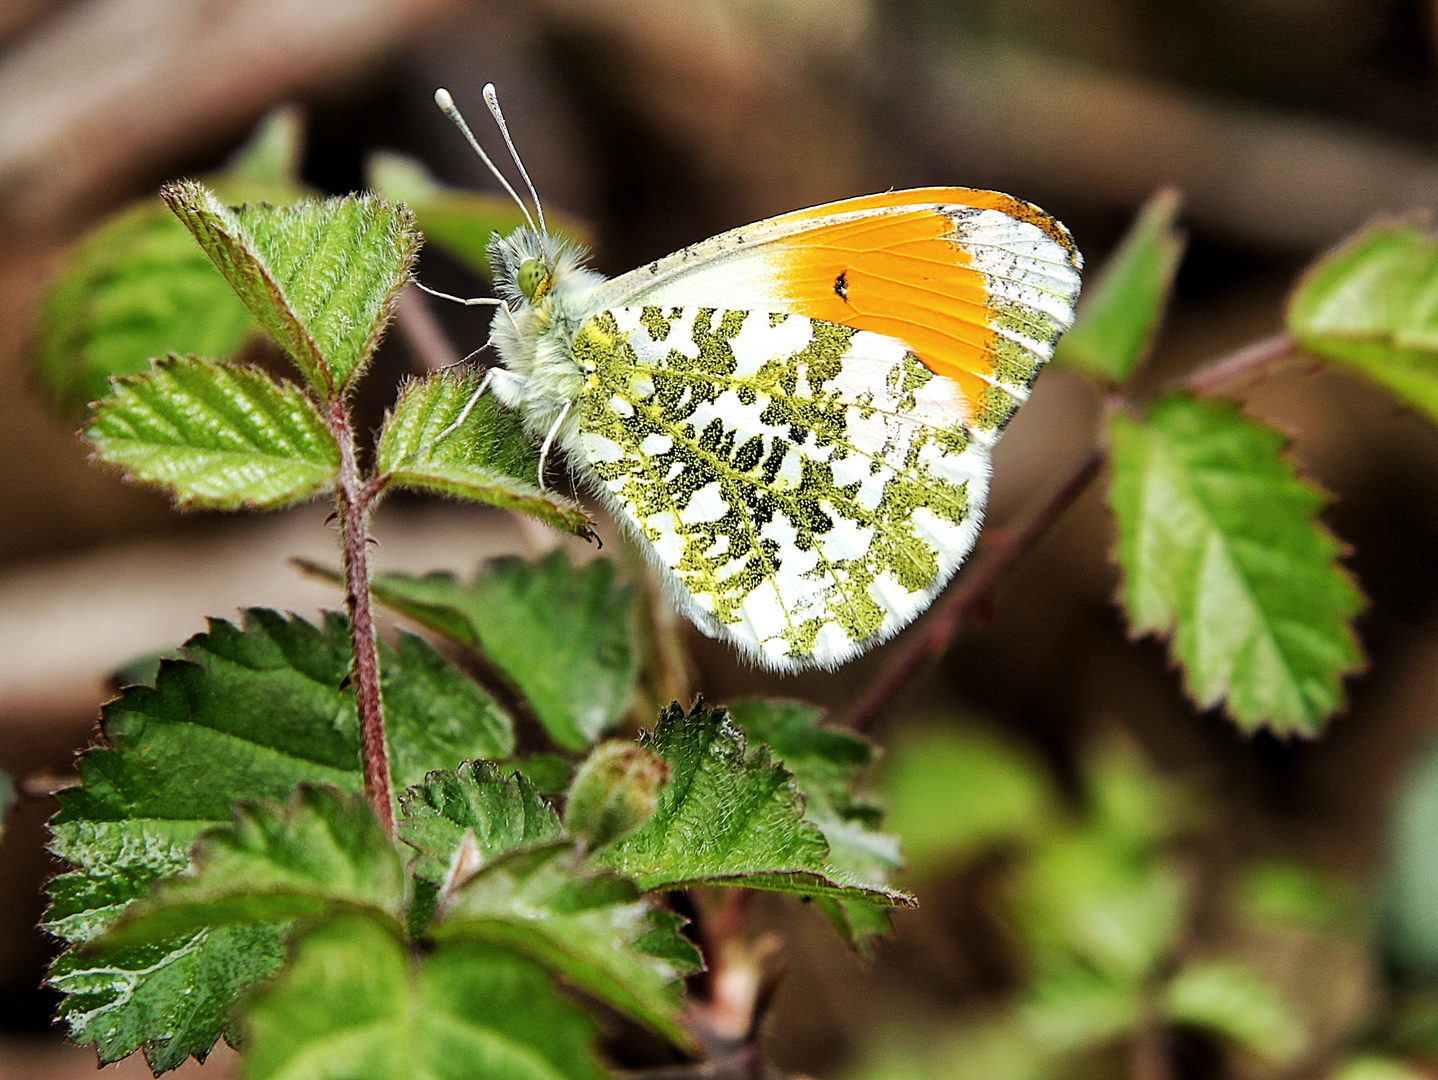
[327,396,394,837]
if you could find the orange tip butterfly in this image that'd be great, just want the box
[424,85,1082,672]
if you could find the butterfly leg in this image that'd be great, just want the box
[536,399,572,492]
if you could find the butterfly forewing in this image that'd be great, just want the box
[570,305,992,670]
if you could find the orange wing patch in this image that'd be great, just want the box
[772,188,1078,422]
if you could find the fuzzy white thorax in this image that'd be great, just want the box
[485,225,607,443]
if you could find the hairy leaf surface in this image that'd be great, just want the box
[100,787,405,949]
[46,609,509,1071]
[1107,394,1362,734]
[399,762,562,885]
[729,699,902,949]
[376,370,592,535]
[368,553,635,751]
[434,843,692,1045]
[240,915,608,1080]
[163,181,418,396]
[597,701,912,905]
[85,355,338,509]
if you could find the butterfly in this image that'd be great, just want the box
[424,86,1083,672]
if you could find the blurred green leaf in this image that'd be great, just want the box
[45,609,511,1070]
[881,724,1054,878]
[511,754,573,795]
[1021,962,1142,1057]
[1289,219,1438,426]
[367,151,586,279]
[1384,738,1438,977]
[1013,829,1188,983]
[1162,960,1305,1065]
[225,106,303,186]
[399,761,562,886]
[1053,188,1184,385]
[163,181,418,397]
[434,842,691,1046]
[1085,737,1192,849]
[375,369,593,536]
[240,915,608,1080]
[366,553,635,752]
[98,786,404,949]
[1236,859,1352,930]
[1107,393,1363,735]
[1332,1057,1433,1080]
[34,201,260,413]
[85,355,339,510]
[597,700,912,906]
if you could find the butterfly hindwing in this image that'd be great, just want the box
[567,305,993,670]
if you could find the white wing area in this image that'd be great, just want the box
[568,306,992,671]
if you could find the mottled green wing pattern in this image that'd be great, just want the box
[567,306,991,670]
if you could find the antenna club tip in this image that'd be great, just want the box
[434,87,455,112]
[482,82,498,100]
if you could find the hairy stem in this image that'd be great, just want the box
[328,397,394,837]
[842,446,1104,732]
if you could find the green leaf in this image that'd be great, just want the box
[1019,962,1142,1056]
[399,762,562,886]
[1333,1058,1433,1080]
[728,699,902,949]
[46,609,510,1070]
[434,842,691,1046]
[98,786,404,948]
[1107,393,1363,734]
[162,181,418,397]
[226,106,303,186]
[597,700,912,905]
[33,200,259,413]
[881,725,1055,878]
[367,151,587,280]
[1053,189,1184,385]
[1289,218,1438,425]
[382,630,515,780]
[240,914,608,1080]
[511,754,573,795]
[1012,827,1188,983]
[1383,737,1438,977]
[367,552,636,752]
[84,355,339,509]
[375,370,593,536]
[565,741,669,848]
[1162,960,1305,1064]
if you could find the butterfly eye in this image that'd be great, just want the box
[517,258,552,301]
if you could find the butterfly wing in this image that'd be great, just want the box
[593,187,1083,431]
[569,306,990,671]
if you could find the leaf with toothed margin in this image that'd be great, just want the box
[398,761,563,887]
[162,181,418,397]
[595,700,913,907]
[1107,394,1363,735]
[364,552,637,752]
[727,698,903,952]
[374,369,593,536]
[44,608,511,1072]
[95,786,404,950]
[433,841,694,1047]
[238,915,610,1080]
[84,355,339,510]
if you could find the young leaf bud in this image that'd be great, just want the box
[565,741,669,848]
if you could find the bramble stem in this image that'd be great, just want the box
[1185,332,1294,395]
[327,397,394,837]
[842,446,1105,732]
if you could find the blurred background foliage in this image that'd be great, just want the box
[7,0,1438,1077]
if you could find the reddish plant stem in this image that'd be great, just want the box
[1184,331,1294,395]
[841,446,1105,732]
[328,396,394,837]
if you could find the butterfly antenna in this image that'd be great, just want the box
[483,82,546,234]
[434,87,535,231]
